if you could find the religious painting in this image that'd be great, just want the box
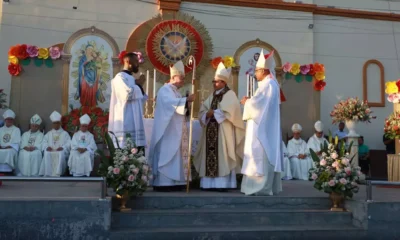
[62,26,120,113]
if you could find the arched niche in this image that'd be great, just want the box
[362,59,385,107]
[61,26,121,114]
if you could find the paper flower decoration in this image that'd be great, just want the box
[26,45,39,58]
[16,44,29,60]
[133,51,144,64]
[290,63,301,75]
[211,57,223,69]
[8,63,22,76]
[314,79,326,91]
[49,46,61,60]
[385,82,398,94]
[282,62,292,73]
[8,56,19,65]
[8,45,20,57]
[38,48,49,59]
[118,50,127,65]
[315,72,325,81]
[388,93,400,103]
[308,64,316,75]
[313,63,325,73]
[223,56,235,68]
[300,64,310,75]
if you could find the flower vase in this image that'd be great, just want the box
[330,192,345,212]
[116,191,131,212]
[345,120,358,137]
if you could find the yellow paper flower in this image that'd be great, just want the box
[38,48,49,59]
[8,56,19,65]
[290,63,300,75]
[223,56,234,68]
[315,71,325,81]
[385,81,398,94]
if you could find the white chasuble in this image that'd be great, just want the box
[240,75,283,196]
[149,83,190,186]
[194,87,245,189]
[307,134,329,154]
[281,141,292,180]
[18,130,44,176]
[0,125,21,171]
[68,131,97,177]
[39,129,71,177]
[108,72,146,148]
[287,138,312,180]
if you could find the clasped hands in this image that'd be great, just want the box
[206,109,214,119]
[46,147,64,152]
[23,146,36,152]
[0,146,12,149]
[297,154,307,159]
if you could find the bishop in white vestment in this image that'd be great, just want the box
[18,114,44,176]
[0,110,21,173]
[281,141,292,180]
[194,62,245,190]
[68,114,97,177]
[108,52,146,149]
[240,50,283,196]
[39,111,71,177]
[149,61,196,191]
[307,120,329,158]
[287,123,312,180]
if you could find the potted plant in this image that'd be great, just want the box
[97,132,151,211]
[309,137,361,211]
[330,97,375,137]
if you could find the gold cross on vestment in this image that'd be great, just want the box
[197,87,210,102]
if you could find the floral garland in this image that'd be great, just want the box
[0,89,8,109]
[7,44,61,76]
[385,80,400,103]
[384,112,400,139]
[118,50,145,65]
[211,56,236,69]
[282,62,326,91]
[61,106,109,143]
[330,97,375,124]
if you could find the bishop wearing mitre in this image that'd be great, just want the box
[39,111,71,177]
[307,120,329,158]
[240,50,283,196]
[0,109,21,173]
[68,114,97,177]
[149,60,196,191]
[194,62,245,191]
[18,114,44,176]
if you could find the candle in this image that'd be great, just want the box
[146,70,149,96]
[250,75,253,97]
[246,74,249,97]
[153,69,156,98]
[252,77,256,96]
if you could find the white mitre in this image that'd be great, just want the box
[170,60,185,78]
[314,120,324,132]
[214,62,231,82]
[30,114,42,125]
[79,114,91,125]
[3,109,16,119]
[50,111,62,122]
[255,49,276,71]
[291,123,302,133]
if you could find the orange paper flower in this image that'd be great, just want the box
[8,45,20,57]
[211,57,223,69]
[313,63,325,73]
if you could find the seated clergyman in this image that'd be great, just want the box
[0,109,21,174]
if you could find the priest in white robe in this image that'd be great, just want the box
[281,141,292,180]
[108,52,146,149]
[149,60,196,191]
[18,114,44,176]
[68,114,97,177]
[240,50,283,196]
[287,123,312,180]
[307,120,329,158]
[39,111,71,177]
[0,109,21,173]
[194,62,245,191]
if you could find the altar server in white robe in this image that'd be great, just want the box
[0,109,21,173]
[108,52,146,149]
[149,60,196,191]
[281,141,292,180]
[18,114,44,176]
[39,111,71,177]
[307,120,329,158]
[68,114,97,177]
[240,50,283,196]
[287,123,312,180]
[194,62,245,191]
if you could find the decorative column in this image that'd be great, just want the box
[394,103,400,154]
[347,132,365,181]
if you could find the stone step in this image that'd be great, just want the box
[110,225,366,240]
[112,209,353,228]
[124,196,332,210]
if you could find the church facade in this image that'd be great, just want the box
[0,0,399,150]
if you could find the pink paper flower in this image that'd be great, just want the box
[320,159,327,166]
[26,45,39,58]
[131,148,138,154]
[300,64,310,75]
[282,62,292,73]
[133,51,144,64]
[113,168,120,174]
[128,175,135,182]
[311,173,318,180]
[328,180,336,187]
[49,46,61,60]
[339,178,347,185]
